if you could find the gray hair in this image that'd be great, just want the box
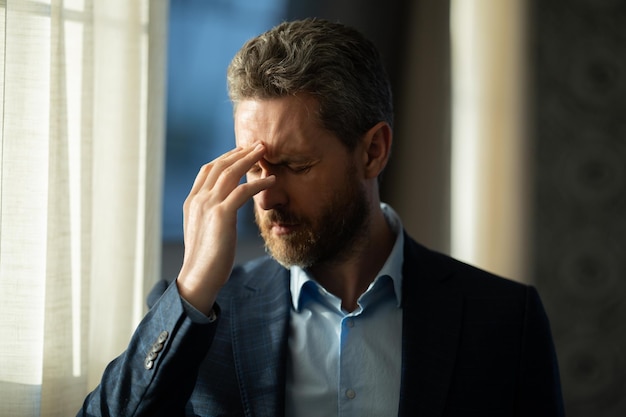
[227,18,393,150]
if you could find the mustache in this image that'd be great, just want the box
[258,208,305,226]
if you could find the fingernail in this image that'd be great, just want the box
[254,143,264,151]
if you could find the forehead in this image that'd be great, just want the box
[234,95,324,151]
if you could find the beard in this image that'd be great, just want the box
[254,166,370,269]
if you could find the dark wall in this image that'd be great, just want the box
[286,0,412,96]
[530,0,626,415]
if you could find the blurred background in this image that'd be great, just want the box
[161,0,626,415]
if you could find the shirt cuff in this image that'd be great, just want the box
[180,296,219,324]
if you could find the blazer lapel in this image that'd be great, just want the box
[230,263,291,417]
[398,237,464,417]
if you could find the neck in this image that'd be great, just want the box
[310,206,395,312]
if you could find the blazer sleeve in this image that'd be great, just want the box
[77,280,219,417]
[518,286,565,416]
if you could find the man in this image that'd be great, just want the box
[79,18,564,417]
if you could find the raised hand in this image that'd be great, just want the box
[176,143,275,315]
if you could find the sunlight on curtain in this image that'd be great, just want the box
[0,0,167,415]
[450,0,529,282]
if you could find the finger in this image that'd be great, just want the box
[224,174,276,211]
[207,144,268,196]
[188,163,212,197]
[188,147,244,196]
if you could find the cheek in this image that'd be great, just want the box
[281,180,319,213]
[295,180,335,211]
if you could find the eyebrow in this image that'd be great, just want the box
[262,154,314,166]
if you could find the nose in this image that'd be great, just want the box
[254,168,288,211]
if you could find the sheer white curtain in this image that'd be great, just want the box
[0,0,167,415]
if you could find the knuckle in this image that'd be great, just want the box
[221,165,236,178]
[199,162,212,174]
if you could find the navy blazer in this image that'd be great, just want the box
[79,234,564,417]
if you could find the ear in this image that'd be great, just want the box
[360,121,392,180]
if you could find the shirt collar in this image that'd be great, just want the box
[289,202,405,311]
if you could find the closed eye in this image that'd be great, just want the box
[288,165,311,174]
[248,164,262,175]
[250,159,315,176]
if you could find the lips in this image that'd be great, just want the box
[270,222,299,235]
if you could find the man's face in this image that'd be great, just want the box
[234,95,370,269]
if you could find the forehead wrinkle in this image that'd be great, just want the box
[235,95,324,162]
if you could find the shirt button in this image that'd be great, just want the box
[345,389,356,399]
[346,318,354,328]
